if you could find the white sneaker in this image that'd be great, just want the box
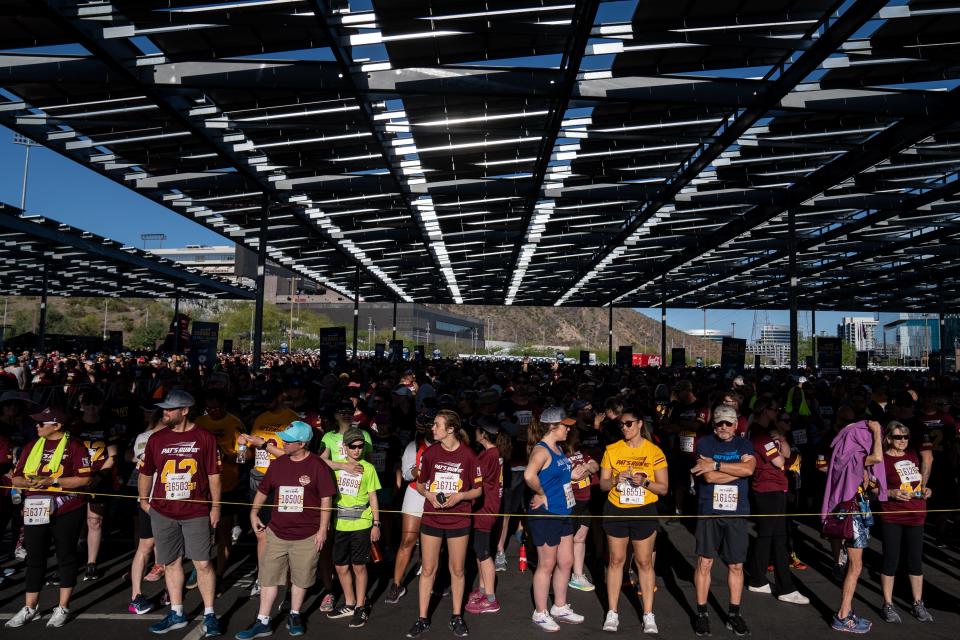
[778,591,810,605]
[568,573,595,592]
[748,583,772,594]
[249,580,261,597]
[5,606,39,628]
[532,610,560,632]
[47,607,70,628]
[602,610,619,632]
[550,604,584,625]
[642,613,658,634]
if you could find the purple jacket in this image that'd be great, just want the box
[821,420,887,521]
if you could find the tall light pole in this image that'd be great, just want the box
[12,133,37,211]
[731,321,736,339]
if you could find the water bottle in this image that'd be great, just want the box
[231,525,242,544]
[10,488,21,505]
[236,443,247,464]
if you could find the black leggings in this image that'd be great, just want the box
[746,491,795,594]
[881,522,923,577]
[24,507,85,592]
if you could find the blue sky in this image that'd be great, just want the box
[0,126,864,335]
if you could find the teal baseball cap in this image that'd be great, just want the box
[277,421,313,443]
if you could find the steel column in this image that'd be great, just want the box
[252,199,268,370]
[37,261,48,352]
[788,209,798,372]
[353,265,360,360]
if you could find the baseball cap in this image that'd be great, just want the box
[30,406,69,424]
[475,414,501,435]
[540,406,575,425]
[342,427,366,447]
[571,399,592,412]
[713,405,739,425]
[156,389,195,409]
[277,421,313,443]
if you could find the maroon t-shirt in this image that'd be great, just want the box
[419,442,481,530]
[751,432,790,493]
[258,453,336,540]
[880,450,926,526]
[140,424,221,520]
[13,436,91,515]
[473,447,502,532]
[568,449,597,502]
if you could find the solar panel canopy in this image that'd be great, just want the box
[0,204,255,299]
[2,0,960,311]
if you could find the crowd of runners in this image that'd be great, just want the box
[0,350,956,637]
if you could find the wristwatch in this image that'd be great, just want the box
[372,521,381,528]
[51,478,60,488]
[714,461,721,472]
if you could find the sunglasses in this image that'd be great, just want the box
[890,435,909,441]
[715,421,736,427]
[620,419,639,428]
[778,417,792,423]
[346,443,365,450]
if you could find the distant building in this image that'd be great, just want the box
[747,325,791,363]
[685,329,728,343]
[883,315,940,360]
[152,245,237,279]
[840,316,878,351]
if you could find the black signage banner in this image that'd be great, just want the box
[818,337,842,374]
[720,337,746,376]
[188,321,219,367]
[389,339,404,363]
[672,347,686,368]
[320,327,347,370]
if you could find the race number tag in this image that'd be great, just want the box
[24,497,52,526]
[712,485,739,511]
[278,486,305,513]
[563,483,576,509]
[515,410,533,426]
[792,429,808,445]
[619,483,647,505]
[165,473,192,500]
[255,448,271,470]
[338,472,362,497]
[679,432,696,453]
[894,459,921,485]
[433,471,461,494]
[371,450,387,473]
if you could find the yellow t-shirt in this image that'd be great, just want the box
[600,439,668,507]
[250,408,300,476]
[195,413,246,492]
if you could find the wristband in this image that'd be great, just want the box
[714,460,721,472]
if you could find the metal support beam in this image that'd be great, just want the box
[608,305,613,366]
[789,209,798,372]
[660,279,667,366]
[253,200,269,370]
[173,293,181,354]
[811,304,817,368]
[37,261,48,352]
[392,300,397,341]
[939,282,947,376]
[353,265,360,361]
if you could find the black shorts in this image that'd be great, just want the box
[473,530,492,561]
[334,528,372,566]
[250,475,272,525]
[571,500,591,528]
[527,507,573,548]
[695,517,749,564]
[502,468,526,514]
[602,501,659,541]
[421,524,471,539]
[138,507,154,540]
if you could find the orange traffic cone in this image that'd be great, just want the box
[518,544,528,572]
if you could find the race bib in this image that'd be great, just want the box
[894,459,921,485]
[165,472,192,500]
[712,484,739,511]
[619,483,647,505]
[24,497,52,526]
[433,471,461,494]
[792,429,808,445]
[679,432,695,453]
[338,472,362,497]
[255,448,271,470]
[515,410,533,426]
[563,482,576,509]
[371,450,387,473]
[278,486,305,513]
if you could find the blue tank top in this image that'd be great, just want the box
[536,441,573,515]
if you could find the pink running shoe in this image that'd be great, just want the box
[145,564,165,582]
[465,598,501,615]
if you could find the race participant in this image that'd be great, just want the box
[327,428,381,628]
[76,387,122,581]
[564,421,599,593]
[320,400,373,468]
[128,408,167,615]
[138,390,223,637]
[598,407,668,633]
[465,415,507,615]
[690,408,757,637]
[877,422,933,624]
[245,384,300,595]
[5,406,92,628]
[195,390,246,580]
[913,394,956,546]
[406,410,482,639]
[524,407,587,633]
[235,422,335,639]
[493,388,530,572]
[385,408,435,604]
[663,381,710,517]
[742,400,809,605]
[368,411,401,553]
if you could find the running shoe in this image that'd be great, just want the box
[129,594,154,615]
[235,620,272,639]
[642,612,659,634]
[326,604,355,620]
[778,591,810,605]
[406,618,430,638]
[349,606,369,628]
[249,580,261,597]
[83,563,101,581]
[46,606,70,628]
[549,604,584,624]
[467,589,483,605]
[203,613,222,637]
[532,610,559,633]
[911,600,933,623]
[602,610,619,632]
[568,574,595,592]
[5,606,39,628]
[494,550,508,572]
[831,612,871,634]
[318,594,335,612]
[694,612,711,637]
[466,597,500,614]
[790,553,808,570]
[881,603,901,624]
[286,613,304,636]
[150,611,189,634]
[186,568,199,590]
[449,614,468,637]
[747,583,771,594]
[725,613,749,636]
[145,564,165,582]
[385,582,407,604]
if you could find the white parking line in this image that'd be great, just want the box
[0,612,164,620]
